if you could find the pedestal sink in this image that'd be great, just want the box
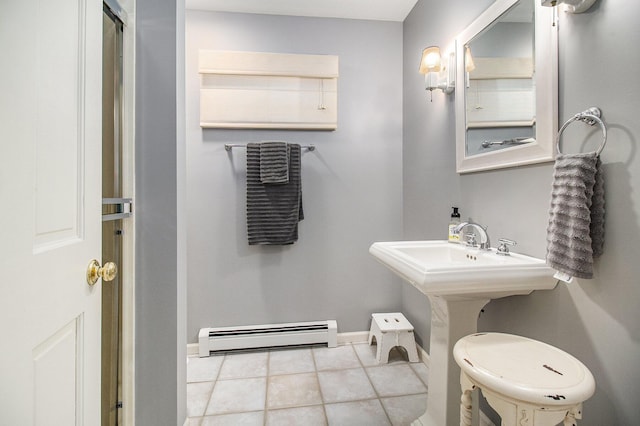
[369,241,556,426]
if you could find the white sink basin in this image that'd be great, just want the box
[370,240,557,426]
[369,240,556,299]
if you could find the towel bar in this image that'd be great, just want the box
[556,107,607,155]
[224,143,315,152]
[102,198,133,222]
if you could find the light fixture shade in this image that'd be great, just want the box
[464,46,476,72]
[419,46,442,74]
[540,0,596,13]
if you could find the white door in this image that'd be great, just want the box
[1,0,103,424]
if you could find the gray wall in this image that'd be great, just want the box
[471,22,533,57]
[136,0,187,423]
[185,11,404,341]
[176,0,188,423]
[402,0,492,348]
[403,0,640,424]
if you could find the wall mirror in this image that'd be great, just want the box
[455,0,558,173]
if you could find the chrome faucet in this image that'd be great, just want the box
[454,222,491,250]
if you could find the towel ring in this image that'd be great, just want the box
[556,107,607,155]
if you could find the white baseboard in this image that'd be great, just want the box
[189,331,431,365]
[415,342,430,367]
[188,331,370,356]
[187,342,199,357]
[337,331,370,345]
[186,331,369,357]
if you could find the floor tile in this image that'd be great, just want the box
[218,351,268,379]
[266,405,327,426]
[205,377,266,415]
[269,348,315,375]
[267,372,323,409]
[410,362,429,387]
[317,368,376,403]
[187,417,202,426]
[187,355,225,383]
[352,343,379,367]
[353,344,409,367]
[325,399,391,426]
[366,364,427,397]
[200,411,264,426]
[381,394,428,426]
[185,346,433,426]
[187,382,214,417]
[313,345,361,371]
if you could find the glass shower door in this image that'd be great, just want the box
[102,5,128,425]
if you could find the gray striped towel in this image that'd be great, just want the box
[246,142,303,245]
[546,152,605,279]
[260,141,289,184]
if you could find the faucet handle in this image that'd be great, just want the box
[465,233,478,247]
[496,238,517,256]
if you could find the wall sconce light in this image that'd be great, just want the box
[419,46,455,101]
[540,0,596,13]
[464,46,475,73]
[464,46,475,88]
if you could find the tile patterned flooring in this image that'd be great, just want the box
[187,343,429,425]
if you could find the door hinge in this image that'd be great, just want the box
[116,401,123,409]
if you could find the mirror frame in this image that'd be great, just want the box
[455,0,558,174]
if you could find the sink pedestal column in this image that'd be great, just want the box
[411,296,490,426]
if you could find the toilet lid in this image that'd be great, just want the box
[454,333,595,406]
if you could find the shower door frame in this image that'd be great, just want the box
[103,0,137,424]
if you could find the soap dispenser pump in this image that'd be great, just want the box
[448,207,461,242]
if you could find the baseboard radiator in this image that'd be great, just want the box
[198,320,338,357]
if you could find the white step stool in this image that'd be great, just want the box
[368,313,419,364]
[454,333,595,426]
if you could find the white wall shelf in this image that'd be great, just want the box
[467,57,534,128]
[199,50,339,130]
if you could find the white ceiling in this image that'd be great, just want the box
[185,0,420,22]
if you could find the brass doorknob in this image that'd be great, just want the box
[86,259,118,286]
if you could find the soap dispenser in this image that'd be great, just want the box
[448,207,461,242]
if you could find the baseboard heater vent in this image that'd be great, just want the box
[198,320,337,357]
